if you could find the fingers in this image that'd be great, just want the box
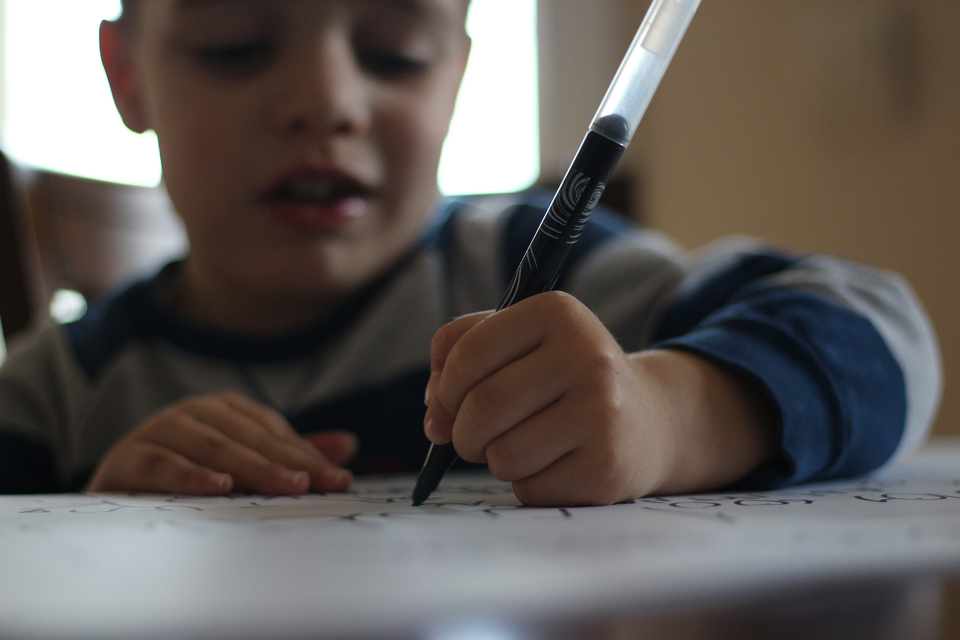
[89,442,235,495]
[221,392,303,441]
[182,397,351,492]
[422,292,649,508]
[145,411,315,495]
[304,431,359,466]
[87,393,356,496]
[448,349,569,463]
[511,448,619,508]
[425,300,555,443]
[425,310,494,405]
[480,401,580,481]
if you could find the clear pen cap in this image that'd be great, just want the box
[590,0,701,146]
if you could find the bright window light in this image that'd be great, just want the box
[49,289,88,324]
[438,0,539,195]
[0,0,538,196]
[1,0,161,186]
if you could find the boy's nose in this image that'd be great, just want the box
[269,42,371,139]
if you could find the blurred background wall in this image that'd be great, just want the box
[538,0,959,436]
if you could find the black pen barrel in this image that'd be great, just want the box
[498,129,626,311]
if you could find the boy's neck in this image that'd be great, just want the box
[165,262,346,337]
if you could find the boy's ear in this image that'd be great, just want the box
[457,35,473,83]
[99,19,149,134]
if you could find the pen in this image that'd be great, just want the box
[412,0,702,506]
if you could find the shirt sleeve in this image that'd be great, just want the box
[648,237,942,488]
[480,194,941,489]
[0,325,77,493]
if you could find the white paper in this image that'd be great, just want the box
[1,439,959,640]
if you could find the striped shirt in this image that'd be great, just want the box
[0,196,942,493]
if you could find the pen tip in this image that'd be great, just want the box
[411,483,429,507]
[411,442,459,506]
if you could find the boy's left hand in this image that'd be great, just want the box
[423,292,775,507]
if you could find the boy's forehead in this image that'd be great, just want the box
[124,0,470,39]
[163,0,468,21]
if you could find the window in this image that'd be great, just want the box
[440,0,540,195]
[0,0,538,196]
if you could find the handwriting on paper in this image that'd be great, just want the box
[4,466,960,533]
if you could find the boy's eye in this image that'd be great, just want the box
[194,42,277,76]
[360,52,431,80]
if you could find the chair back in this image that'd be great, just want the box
[0,149,186,343]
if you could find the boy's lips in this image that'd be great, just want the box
[261,165,376,233]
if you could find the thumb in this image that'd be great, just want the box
[304,431,359,466]
[425,310,495,404]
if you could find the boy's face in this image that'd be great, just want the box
[105,0,469,308]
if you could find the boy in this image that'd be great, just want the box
[0,0,941,505]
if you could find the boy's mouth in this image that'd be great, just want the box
[262,168,375,233]
[268,178,368,204]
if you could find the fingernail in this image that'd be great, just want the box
[285,470,309,488]
[213,473,233,492]
[424,416,445,444]
[424,370,440,405]
[324,468,350,485]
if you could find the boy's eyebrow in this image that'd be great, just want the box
[173,0,452,17]
[175,0,224,7]
[174,0,258,12]
[170,0,462,33]
[381,0,455,27]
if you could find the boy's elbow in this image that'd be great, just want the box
[876,271,943,461]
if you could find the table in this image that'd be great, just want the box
[2,439,959,640]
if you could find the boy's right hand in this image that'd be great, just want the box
[85,392,356,495]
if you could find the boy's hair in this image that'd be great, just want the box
[118,0,471,27]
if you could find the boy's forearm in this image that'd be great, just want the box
[628,349,777,496]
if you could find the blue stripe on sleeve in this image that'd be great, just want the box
[653,251,798,341]
[656,289,907,488]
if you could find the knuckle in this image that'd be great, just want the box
[454,442,483,465]
[211,391,240,409]
[263,461,290,477]
[484,439,516,481]
[198,431,230,457]
[581,344,623,381]
[540,289,575,309]
[447,338,481,383]
[582,394,622,436]
[180,466,211,490]
[270,416,297,437]
[539,290,582,320]
[460,383,495,420]
[452,425,483,464]
[582,369,629,425]
[243,428,269,449]
[175,395,217,417]
[136,447,170,476]
[431,321,457,353]
[584,450,630,506]
[137,413,169,436]
[219,390,246,403]
[512,478,550,507]
[431,315,479,366]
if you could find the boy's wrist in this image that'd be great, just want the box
[628,349,777,496]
